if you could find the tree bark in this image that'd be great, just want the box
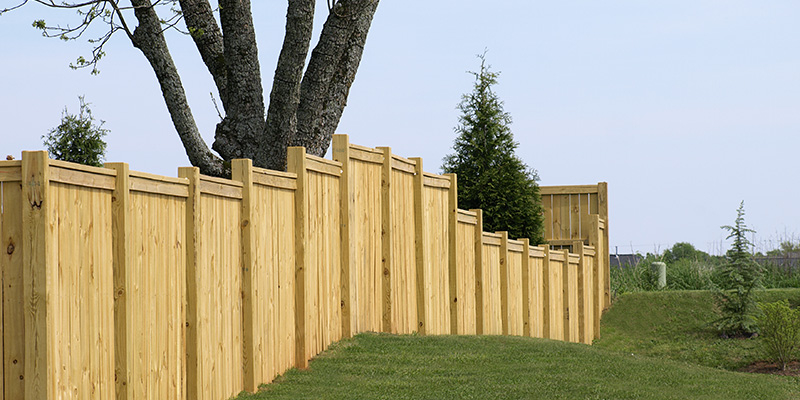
[178,0,229,109]
[262,0,316,171]
[294,0,380,157]
[212,0,268,164]
[130,0,226,176]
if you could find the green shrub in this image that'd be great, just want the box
[756,300,800,370]
[713,202,763,336]
[42,96,108,167]
[666,259,715,290]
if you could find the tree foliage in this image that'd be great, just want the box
[5,0,379,176]
[442,54,545,244]
[756,300,800,371]
[713,201,763,336]
[42,96,108,167]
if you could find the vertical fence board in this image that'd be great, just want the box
[2,168,25,399]
[480,233,503,335]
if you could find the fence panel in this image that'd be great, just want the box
[480,232,503,335]
[564,252,580,343]
[579,244,596,344]
[288,148,343,368]
[525,246,546,338]
[232,160,297,391]
[452,209,478,335]
[180,168,244,400]
[333,136,383,338]
[545,248,565,341]
[108,164,188,400]
[378,149,417,335]
[412,160,451,335]
[502,235,525,336]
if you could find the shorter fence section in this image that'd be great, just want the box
[0,135,608,400]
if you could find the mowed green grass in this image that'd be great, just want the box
[236,321,800,399]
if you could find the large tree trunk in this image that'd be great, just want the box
[212,0,268,164]
[130,0,227,177]
[262,0,316,171]
[293,0,380,158]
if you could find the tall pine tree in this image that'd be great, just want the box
[442,54,545,244]
[713,201,763,336]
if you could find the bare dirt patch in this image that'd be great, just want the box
[738,360,800,377]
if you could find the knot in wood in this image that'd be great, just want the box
[6,243,14,255]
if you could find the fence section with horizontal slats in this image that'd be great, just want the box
[0,139,609,400]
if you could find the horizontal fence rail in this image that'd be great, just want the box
[0,135,609,399]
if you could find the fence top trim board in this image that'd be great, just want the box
[540,184,605,195]
[569,254,580,264]
[199,174,244,199]
[550,252,566,262]
[529,246,546,258]
[50,160,117,190]
[304,153,343,177]
[422,172,451,189]
[345,143,384,165]
[507,239,524,253]
[250,166,297,191]
[379,150,417,174]
[128,169,190,198]
[0,160,22,182]
[482,232,502,246]
[456,209,478,225]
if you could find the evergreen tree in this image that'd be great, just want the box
[43,96,108,167]
[442,54,545,244]
[713,201,763,336]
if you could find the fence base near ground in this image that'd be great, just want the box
[0,136,608,399]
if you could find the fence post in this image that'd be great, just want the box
[471,209,484,335]
[410,157,426,335]
[598,182,610,309]
[521,239,531,337]
[106,162,132,399]
[377,147,393,334]
[21,151,51,399]
[286,147,310,368]
[445,173,459,335]
[541,246,551,340]
[332,135,353,339]
[498,231,510,335]
[178,166,201,399]
[231,159,258,392]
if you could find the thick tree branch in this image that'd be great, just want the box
[262,0,316,171]
[213,0,267,163]
[317,0,378,154]
[130,0,226,176]
[178,0,229,109]
[294,0,378,156]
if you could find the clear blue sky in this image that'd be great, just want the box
[2,1,799,255]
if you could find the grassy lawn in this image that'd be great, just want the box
[594,289,800,371]
[235,321,800,399]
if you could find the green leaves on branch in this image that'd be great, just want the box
[756,300,800,371]
[442,52,545,244]
[42,96,108,167]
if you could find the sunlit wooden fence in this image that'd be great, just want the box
[0,135,609,399]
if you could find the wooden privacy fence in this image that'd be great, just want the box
[0,135,609,399]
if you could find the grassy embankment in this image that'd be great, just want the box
[235,289,800,399]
